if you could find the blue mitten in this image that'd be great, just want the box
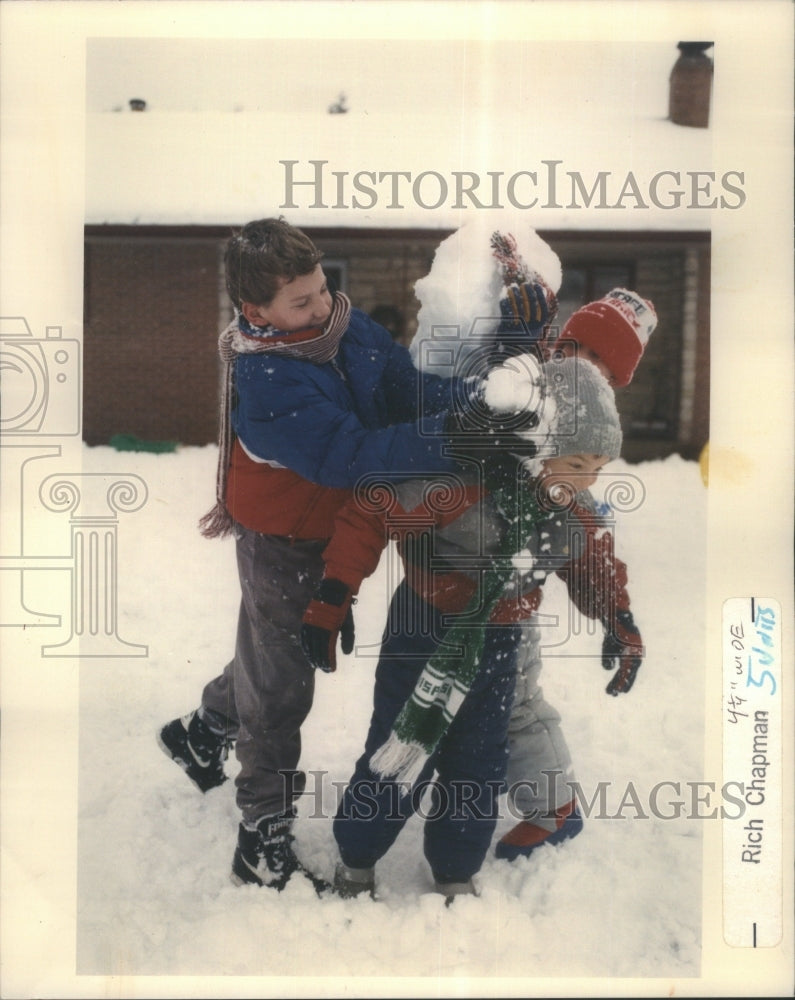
[498,279,558,337]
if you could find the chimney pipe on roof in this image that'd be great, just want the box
[668,42,713,128]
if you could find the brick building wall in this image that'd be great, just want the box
[83,236,222,446]
[82,226,709,461]
[303,230,444,344]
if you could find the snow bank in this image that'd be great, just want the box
[76,445,706,983]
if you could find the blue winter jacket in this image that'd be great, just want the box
[226,308,465,538]
[232,308,460,489]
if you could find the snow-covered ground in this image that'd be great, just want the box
[76,443,706,982]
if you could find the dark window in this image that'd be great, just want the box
[322,258,347,296]
[554,262,634,335]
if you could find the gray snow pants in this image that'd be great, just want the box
[200,526,326,824]
[506,625,577,829]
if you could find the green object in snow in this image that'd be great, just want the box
[109,434,178,454]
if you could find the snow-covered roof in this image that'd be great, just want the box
[85,40,714,232]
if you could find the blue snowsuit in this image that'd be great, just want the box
[325,472,628,884]
[334,582,519,885]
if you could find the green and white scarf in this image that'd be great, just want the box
[369,478,545,788]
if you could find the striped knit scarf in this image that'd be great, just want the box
[370,479,546,789]
[198,292,352,539]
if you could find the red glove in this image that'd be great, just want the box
[300,578,354,673]
[602,608,644,695]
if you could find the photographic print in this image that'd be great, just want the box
[1,2,792,997]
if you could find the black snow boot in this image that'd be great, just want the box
[231,810,329,894]
[157,709,233,793]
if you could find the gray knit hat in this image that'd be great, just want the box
[543,356,623,460]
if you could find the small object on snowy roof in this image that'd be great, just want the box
[129,98,147,112]
[328,93,349,114]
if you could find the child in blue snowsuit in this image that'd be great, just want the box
[301,356,626,899]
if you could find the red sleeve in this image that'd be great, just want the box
[558,509,631,624]
[322,499,391,594]
[323,479,484,598]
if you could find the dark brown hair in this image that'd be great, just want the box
[224,217,323,309]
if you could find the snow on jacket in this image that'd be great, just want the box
[225,308,462,538]
[322,472,633,628]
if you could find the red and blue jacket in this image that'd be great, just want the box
[225,308,462,538]
[322,471,632,629]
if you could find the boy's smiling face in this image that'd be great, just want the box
[538,452,610,506]
[241,265,333,332]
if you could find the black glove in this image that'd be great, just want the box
[498,279,559,337]
[300,578,355,673]
[602,608,643,696]
[446,411,539,483]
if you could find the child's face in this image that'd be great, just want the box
[242,265,333,331]
[538,453,611,506]
[555,343,616,386]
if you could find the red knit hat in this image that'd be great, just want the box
[559,288,657,387]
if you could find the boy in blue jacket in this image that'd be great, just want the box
[157,218,548,892]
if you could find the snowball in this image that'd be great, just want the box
[482,354,543,413]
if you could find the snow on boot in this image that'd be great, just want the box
[333,861,375,899]
[495,800,584,861]
[157,709,232,793]
[231,810,329,894]
[433,878,478,906]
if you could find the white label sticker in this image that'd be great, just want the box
[722,598,783,947]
